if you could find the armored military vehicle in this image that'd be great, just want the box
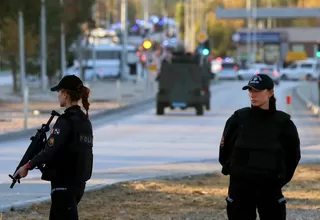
[156,53,211,116]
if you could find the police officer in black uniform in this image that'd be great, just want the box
[14,75,93,220]
[219,74,301,220]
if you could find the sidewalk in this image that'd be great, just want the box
[295,81,320,117]
[0,80,156,134]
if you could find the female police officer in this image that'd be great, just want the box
[13,75,93,220]
[219,74,301,220]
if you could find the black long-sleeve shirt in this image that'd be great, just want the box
[219,113,238,167]
[219,109,301,185]
[280,119,301,184]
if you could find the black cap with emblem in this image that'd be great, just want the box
[50,75,83,92]
[242,74,274,91]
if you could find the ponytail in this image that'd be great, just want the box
[269,95,276,111]
[65,84,91,119]
[80,86,91,120]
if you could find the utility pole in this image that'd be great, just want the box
[267,0,272,29]
[60,0,67,78]
[120,0,128,79]
[19,11,26,94]
[246,0,252,65]
[184,0,190,51]
[96,0,100,27]
[162,0,169,34]
[190,0,196,52]
[41,0,47,91]
[162,0,168,17]
[252,0,257,63]
[105,0,110,29]
[143,0,149,37]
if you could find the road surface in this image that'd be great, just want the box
[0,72,12,86]
[0,80,319,210]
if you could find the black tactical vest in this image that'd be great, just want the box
[230,107,290,180]
[42,110,93,182]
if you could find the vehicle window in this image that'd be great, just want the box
[288,64,297,69]
[96,51,121,60]
[222,63,237,69]
[259,68,273,72]
[301,63,313,68]
[85,50,121,60]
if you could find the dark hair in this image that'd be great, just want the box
[269,95,276,111]
[65,85,91,119]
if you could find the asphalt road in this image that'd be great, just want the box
[0,80,319,210]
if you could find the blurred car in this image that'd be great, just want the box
[217,62,239,80]
[211,57,238,80]
[280,60,320,81]
[237,63,268,80]
[255,66,280,85]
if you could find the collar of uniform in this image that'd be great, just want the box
[65,105,81,113]
[250,106,273,115]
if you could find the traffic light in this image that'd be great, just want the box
[317,44,320,58]
[199,40,211,56]
[142,39,152,50]
[202,48,210,56]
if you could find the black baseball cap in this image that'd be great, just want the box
[242,74,274,91]
[50,75,83,92]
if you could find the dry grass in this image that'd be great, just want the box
[3,164,320,220]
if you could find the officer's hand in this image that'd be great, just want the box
[13,164,29,178]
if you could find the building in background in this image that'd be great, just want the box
[232,27,320,64]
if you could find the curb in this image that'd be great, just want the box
[0,171,212,212]
[0,97,154,142]
[294,85,320,117]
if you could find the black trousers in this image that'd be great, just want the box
[49,181,86,220]
[226,177,286,220]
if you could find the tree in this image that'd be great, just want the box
[175,2,184,39]
[0,0,41,93]
[0,17,38,92]
[0,0,96,91]
[175,0,244,56]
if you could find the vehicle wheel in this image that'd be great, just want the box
[156,103,164,115]
[205,102,210,110]
[306,74,313,81]
[237,75,243,80]
[281,74,288,81]
[195,105,204,116]
[274,80,280,86]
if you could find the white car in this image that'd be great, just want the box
[237,63,268,80]
[216,62,239,80]
[280,60,320,81]
[255,66,281,85]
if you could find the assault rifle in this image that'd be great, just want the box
[9,110,60,188]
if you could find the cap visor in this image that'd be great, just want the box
[50,86,59,91]
[242,85,263,91]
